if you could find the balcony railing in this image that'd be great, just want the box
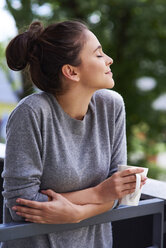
[0,144,166,248]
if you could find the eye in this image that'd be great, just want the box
[97,55,103,58]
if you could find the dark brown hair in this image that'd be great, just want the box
[6,20,88,94]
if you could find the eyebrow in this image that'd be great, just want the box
[93,45,102,53]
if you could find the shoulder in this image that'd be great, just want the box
[93,89,125,110]
[13,92,51,115]
[17,92,50,110]
[7,92,51,124]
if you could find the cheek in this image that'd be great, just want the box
[79,60,105,83]
[88,62,105,74]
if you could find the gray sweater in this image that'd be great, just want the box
[1,89,127,248]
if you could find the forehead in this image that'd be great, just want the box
[83,30,101,52]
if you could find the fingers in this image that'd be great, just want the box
[41,189,58,200]
[25,217,46,224]
[141,176,147,187]
[12,202,44,221]
[12,204,46,223]
[122,181,137,191]
[12,200,53,223]
[121,178,146,196]
[122,174,147,184]
[25,218,45,224]
[124,174,147,189]
[17,211,45,223]
[141,174,147,183]
[121,188,137,196]
[122,174,137,184]
[12,205,41,216]
[120,173,147,195]
[121,168,144,177]
[15,198,44,209]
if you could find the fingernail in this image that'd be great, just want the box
[16,212,21,216]
[16,199,20,203]
[12,206,17,210]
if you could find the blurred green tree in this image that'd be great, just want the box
[4,0,166,173]
[0,43,6,72]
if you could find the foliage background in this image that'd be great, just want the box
[1,0,166,180]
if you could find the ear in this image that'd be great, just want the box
[62,64,80,82]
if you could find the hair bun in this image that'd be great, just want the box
[5,21,44,71]
[27,21,44,41]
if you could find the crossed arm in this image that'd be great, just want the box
[12,168,146,224]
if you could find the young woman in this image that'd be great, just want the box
[2,20,146,247]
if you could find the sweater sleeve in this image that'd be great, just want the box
[108,96,127,176]
[2,103,48,221]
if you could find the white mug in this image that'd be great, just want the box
[118,165,149,206]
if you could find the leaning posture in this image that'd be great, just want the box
[2,20,146,248]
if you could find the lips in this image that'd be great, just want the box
[105,70,112,74]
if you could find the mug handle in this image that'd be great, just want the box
[130,174,141,199]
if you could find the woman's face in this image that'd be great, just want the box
[77,30,114,91]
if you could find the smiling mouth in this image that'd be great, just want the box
[105,71,112,74]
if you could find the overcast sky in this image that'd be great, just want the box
[0,0,17,42]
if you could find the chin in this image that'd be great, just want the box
[94,79,115,91]
[106,79,115,89]
[110,80,115,88]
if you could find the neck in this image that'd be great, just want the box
[55,88,94,120]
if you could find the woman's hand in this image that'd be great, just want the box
[12,190,115,224]
[12,189,81,224]
[96,168,147,203]
[11,168,147,224]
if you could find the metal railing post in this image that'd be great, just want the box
[152,212,164,248]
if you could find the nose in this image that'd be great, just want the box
[105,54,113,66]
